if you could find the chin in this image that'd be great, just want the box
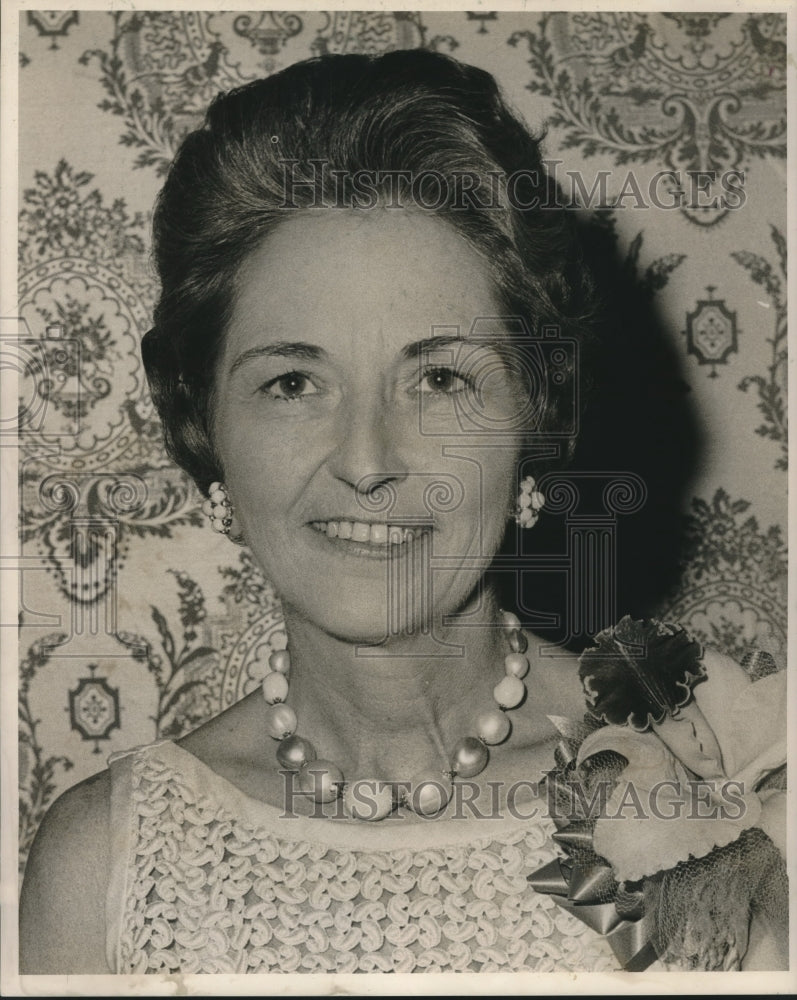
[282,571,486,646]
[305,585,419,644]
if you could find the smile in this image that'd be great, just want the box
[309,520,428,546]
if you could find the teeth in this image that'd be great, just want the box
[351,522,370,543]
[313,521,422,545]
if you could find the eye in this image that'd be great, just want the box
[418,367,472,396]
[260,371,319,401]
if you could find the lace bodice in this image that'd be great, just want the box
[106,740,619,974]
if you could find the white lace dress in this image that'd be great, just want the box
[105,740,620,974]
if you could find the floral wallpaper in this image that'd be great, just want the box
[16,10,787,873]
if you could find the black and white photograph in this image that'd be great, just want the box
[1,1,794,993]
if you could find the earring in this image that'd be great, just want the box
[202,481,233,535]
[515,475,545,528]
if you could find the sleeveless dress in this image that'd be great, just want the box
[106,740,620,974]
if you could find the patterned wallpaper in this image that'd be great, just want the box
[16,10,787,873]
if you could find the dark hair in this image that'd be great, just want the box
[142,49,598,493]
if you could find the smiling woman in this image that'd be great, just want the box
[18,48,786,978]
[213,209,526,640]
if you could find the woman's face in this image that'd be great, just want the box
[213,209,527,642]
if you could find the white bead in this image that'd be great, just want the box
[269,649,291,673]
[342,780,395,821]
[209,481,222,493]
[201,499,214,517]
[211,519,226,532]
[504,652,529,678]
[477,708,511,745]
[520,476,535,493]
[265,702,297,740]
[210,489,227,504]
[501,610,521,631]
[518,493,532,509]
[530,491,545,511]
[271,631,288,651]
[494,675,526,709]
[408,774,452,816]
[261,672,289,704]
[519,507,535,526]
[297,759,343,802]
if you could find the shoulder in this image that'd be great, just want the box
[178,690,273,794]
[20,768,112,974]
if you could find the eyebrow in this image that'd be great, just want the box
[400,334,507,362]
[400,335,462,362]
[229,334,504,375]
[229,341,326,375]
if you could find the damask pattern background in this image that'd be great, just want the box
[16,10,787,873]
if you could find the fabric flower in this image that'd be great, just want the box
[578,616,706,731]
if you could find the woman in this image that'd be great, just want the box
[19,49,786,976]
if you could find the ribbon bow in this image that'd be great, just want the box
[528,725,658,971]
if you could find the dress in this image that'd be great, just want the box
[105,630,786,974]
[106,740,619,974]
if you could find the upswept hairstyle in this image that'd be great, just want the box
[142,49,598,493]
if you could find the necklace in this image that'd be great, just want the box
[261,610,530,821]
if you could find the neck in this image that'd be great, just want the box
[278,591,508,783]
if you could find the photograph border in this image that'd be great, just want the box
[2,1,795,995]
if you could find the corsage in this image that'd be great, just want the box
[529,617,787,971]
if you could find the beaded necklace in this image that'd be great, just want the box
[261,610,530,821]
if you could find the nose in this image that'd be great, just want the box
[325,394,409,500]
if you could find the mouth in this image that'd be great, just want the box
[309,519,430,552]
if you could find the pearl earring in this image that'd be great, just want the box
[202,481,233,535]
[515,476,545,528]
